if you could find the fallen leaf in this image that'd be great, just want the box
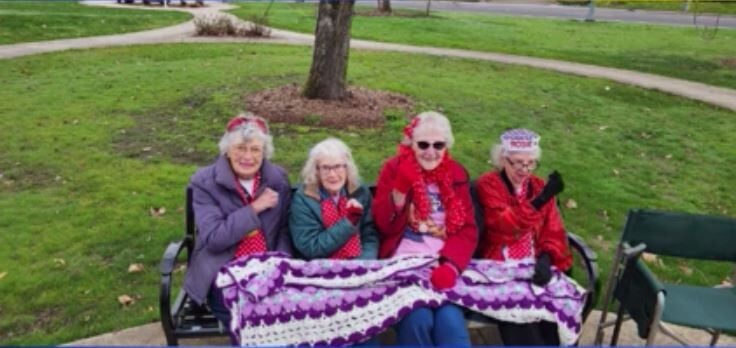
[53,258,66,267]
[174,264,187,274]
[0,272,6,280]
[564,199,578,209]
[678,264,693,276]
[612,168,620,176]
[600,210,609,221]
[642,252,658,264]
[596,235,604,242]
[118,294,135,306]
[147,306,154,312]
[598,125,609,131]
[149,207,166,217]
[128,263,145,273]
[665,154,672,159]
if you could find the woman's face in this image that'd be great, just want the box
[227,138,265,180]
[411,127,447,171]
[317,156,348,196]
[503,152,538,185]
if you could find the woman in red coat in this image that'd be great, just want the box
[476,128,571,345]
[372,111,478,346]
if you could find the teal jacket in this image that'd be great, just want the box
[289,183,379,260]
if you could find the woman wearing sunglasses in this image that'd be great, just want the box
[372,111,478,346]
[475,128,571,345]
[289,137,379,262]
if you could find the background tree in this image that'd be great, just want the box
[303,0,355,100]
[379,0,391,14]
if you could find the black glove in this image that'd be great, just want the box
[532,253,553,286]
[531,170,564,210]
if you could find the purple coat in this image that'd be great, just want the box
[184,155,293,304]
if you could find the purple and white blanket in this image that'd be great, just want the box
[215,253,586,346]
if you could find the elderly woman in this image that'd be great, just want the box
[372,111,478,346]
[289,137,379,261]
[184,113,292,332]
[476,128,570,346]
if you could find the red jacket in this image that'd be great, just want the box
[372,155,478,270]
[476,170,572,271]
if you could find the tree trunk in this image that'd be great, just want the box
[303,0,354,100]
[379,0,392,13]
[425,0,432,16]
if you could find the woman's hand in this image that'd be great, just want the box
[531,170,564,210]
[392,160,420,208]
[346,199,364,225]
[251,187,279,214]
[532,252,553,286]
[431,263,459,290]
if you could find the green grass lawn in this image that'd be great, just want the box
[593,0,736,15]
[1,43,735,344]
[229,3,736,89]
[0,1,191,44]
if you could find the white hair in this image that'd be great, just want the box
[490,142,542,170]
[300,137,361,189]
[218,113,274,159]
[405,111,455,149]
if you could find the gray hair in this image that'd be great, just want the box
[404,111,455,149]
[218,112,274,159]
[490,143,542,170]
[300,137,361,189]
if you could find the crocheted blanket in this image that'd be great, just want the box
[215,253,585,346]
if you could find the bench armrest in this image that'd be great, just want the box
[160,240,186,275]
[567,231,601,320]
[160,239,188,345]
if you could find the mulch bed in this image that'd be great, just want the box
[244,83,415,129]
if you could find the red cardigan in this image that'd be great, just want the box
[372,155,478,271]
[476,170,572,271]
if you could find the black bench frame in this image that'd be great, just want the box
[160,185,600,346]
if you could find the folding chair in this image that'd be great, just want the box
[594,209,736,346]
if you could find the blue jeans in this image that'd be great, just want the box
[396,304,470,346]
[207,285,238,345]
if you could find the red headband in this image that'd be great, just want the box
[226,115,268,134]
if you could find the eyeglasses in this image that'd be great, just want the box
[506,158,538,171]
[232,144,263,155]
[318,164,347,173]
[416,141,446,151]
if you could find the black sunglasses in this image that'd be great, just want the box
[416,141,447,150]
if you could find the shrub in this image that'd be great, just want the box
[193,13,271,37]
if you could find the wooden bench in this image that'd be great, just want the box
[159,184,600,345]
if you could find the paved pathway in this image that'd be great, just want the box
[65,310,736,345]
[1,1,734,111]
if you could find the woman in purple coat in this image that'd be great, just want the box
[183,113,293,332]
